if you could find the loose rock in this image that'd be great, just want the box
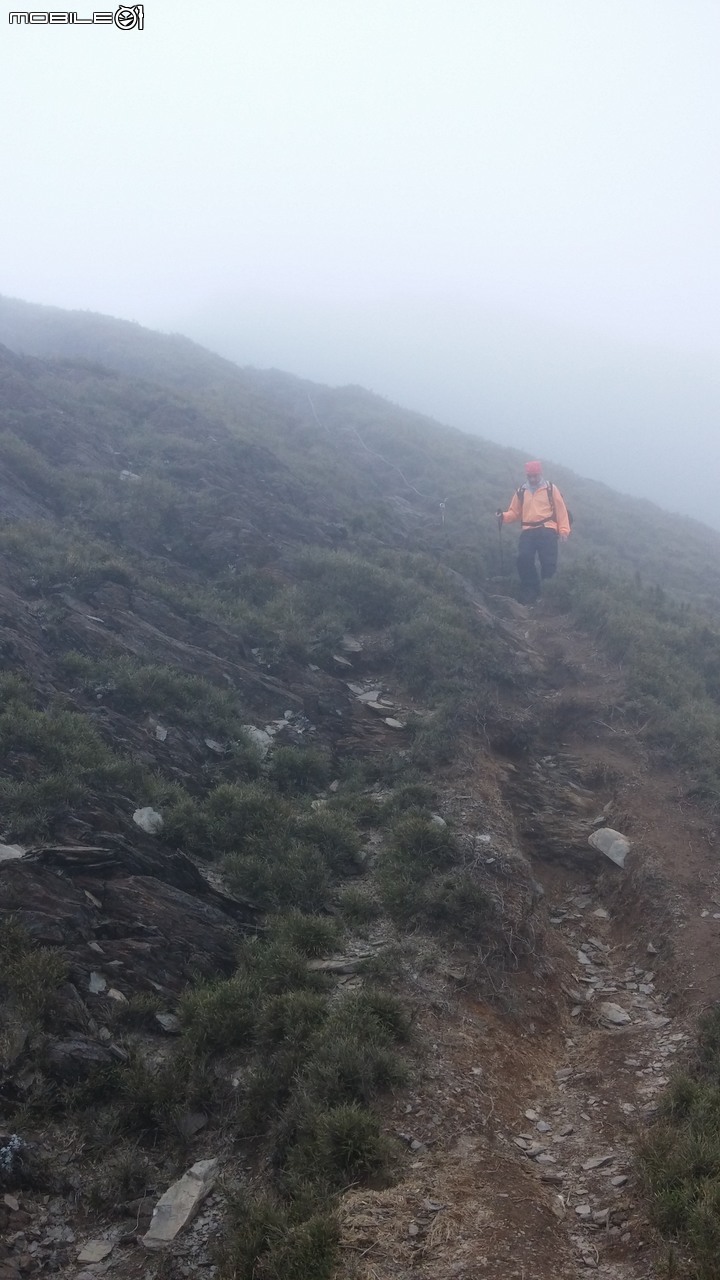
[599,1002,631,1026]
[132,807,164,835]
[77,1241,114,1264]
[142,1158,218,1249]
[583,1155,615,1171]
[588,828,631,868]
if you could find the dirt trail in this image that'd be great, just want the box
[339,601,720,1280]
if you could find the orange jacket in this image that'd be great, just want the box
[500,482,571,537]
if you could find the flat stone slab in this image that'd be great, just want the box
[588,827,631,868]
[77,1240,114,1264]
[142,1158,218,1249]
[582,1154,615,1171]
[599,1001,632,1026]
[0,844,25,862]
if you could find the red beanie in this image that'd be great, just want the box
[524,460,542,476]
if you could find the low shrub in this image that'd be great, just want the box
[289,548,413,629]
[270,747,332,794]
[60,652,255,741]
[238,940,330,999]
[283,1102,397,1192]
[293,810,363,875]
[639,1008,720,1279]
[205,783,287,852]
[167,783,290,859]
[381,781,439,818]
[219,1193,339,1280]
[303,1031,408,1109]
[336,887,381,927]
[257,991,329,1054]
[86,1146,152,1212]
[331,988,413,1045]
[0,919,66,1023]
[224,843,332,912]
[179,976,259,1055]
[268,912,343,957]
[385,813,455,875]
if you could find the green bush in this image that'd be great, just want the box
[289,548,412,629]
[303,1032,408,1108]
[407,705,462,769]
[0,690,152,838]
[86,1146,152,1212]
[257,991,329,1054]
[336,887,381,927]
[639,1010,720,1279]
[268,912,343,957]
[179,976,258,1054]
[0,919,66,1023]
[110,1051,227,1140]
[563,563,720,796]
[205,783,287,851]
[60,652,256,741]
[238,940,330,998]
[284,1102,397,1191]
[0,522,135,594]
[161,791,212,851]
[219,1194,338,1280]
[293,810,363,875]
[386,813,455,875]
[166,782,290,858]
[110,992,164,1031]
[327,790,385,828]
[381,781,439,817]
[422,874,499,940]
[270,747,332,794]
[224,843,332,912]
[332,988,413,1045]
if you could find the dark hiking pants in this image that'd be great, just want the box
[517,527,559,602]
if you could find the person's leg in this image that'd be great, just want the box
[537,528,559,580]
[517,531,541,602]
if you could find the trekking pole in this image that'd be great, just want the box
[496,512,505,575]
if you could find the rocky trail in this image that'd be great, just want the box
[337,601,720,1280]
[3,593,720,1280]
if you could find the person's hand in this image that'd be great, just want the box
[559,533,569,542]
[496,510,504,525]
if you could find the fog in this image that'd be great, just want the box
[2,1,719,523]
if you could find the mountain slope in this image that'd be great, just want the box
[2,293,720,611]
[0,301,719,1280]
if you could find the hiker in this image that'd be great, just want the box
[496,461,571,603]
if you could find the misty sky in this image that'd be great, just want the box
[3,2,720,522]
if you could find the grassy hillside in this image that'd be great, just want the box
[2,293,720,610]
[0,317,539,1276]
[2,297,720,1277]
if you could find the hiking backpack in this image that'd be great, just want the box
[516,481,573,529]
